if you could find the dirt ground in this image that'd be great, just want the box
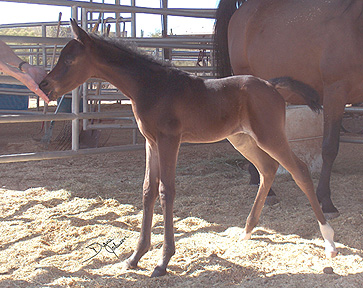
[0,106,362,287]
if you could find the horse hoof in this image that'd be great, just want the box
[241,230,252,240]
[323,211,340,220]
[265,195,279,206]
[124,258,137,270]
[151,266,167,277]
[326,250,338,258]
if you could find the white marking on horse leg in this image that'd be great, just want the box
[318,222,337,258]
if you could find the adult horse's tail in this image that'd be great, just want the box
[269,77,322,113]
[214,0,245,78]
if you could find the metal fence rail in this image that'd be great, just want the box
[0,145,145,163]
[340,106,363,144]
[1,1,361,164]
[0,111,133,123]
[0,0,217,163]
[3,0,216,18]
[0,35,213,49]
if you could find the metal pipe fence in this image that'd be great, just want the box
[0,144,145,163]
[0,35,213,49]
[1,1,361,164]
[340,106,363,144]
[3,0,216,18]
[0,0,217,163]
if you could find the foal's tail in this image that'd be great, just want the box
[269,77,322,113]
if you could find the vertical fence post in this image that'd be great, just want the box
[72,88,80,151]
[82,83,88,131]
[80,7,88,132]
[71,5,80,151]
[131,0,136,37]
[41,24,49,130]
[71,5,78,22]
[161,0,170,61]
[81,7,87,30]
[115,0,121,37]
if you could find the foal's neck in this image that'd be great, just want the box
[93,39,171,102]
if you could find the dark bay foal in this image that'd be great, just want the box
[40,20,337,277]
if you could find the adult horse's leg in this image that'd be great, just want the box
[316,84,347,219]
[151,134,180,277]
[248,162,278,205]
[125,140,160,269]
[228,133,280,239]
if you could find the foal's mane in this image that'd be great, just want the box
[89,33,180,73]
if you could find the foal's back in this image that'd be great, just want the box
[176,75,285,143]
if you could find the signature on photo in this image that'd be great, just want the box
[83,237,128,263]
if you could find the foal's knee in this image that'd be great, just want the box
[158,182,175,206]
[143,185,158,205]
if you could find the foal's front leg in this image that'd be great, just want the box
[151,135,180,277]
[125,140,160,269]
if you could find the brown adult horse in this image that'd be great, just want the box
[40,20,336,277]
[214,0,363,219]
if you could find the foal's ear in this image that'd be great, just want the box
[70,18,92,46]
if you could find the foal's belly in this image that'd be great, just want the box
[180,123,243,144]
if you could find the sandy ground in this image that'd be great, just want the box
[0,109,362,287]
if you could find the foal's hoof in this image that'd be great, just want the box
[151,266,167,277]
[124,258,138,270]
[326,250,338,258]
[265,195,279,206]
[241,230,252,240]
[323,211,340,220]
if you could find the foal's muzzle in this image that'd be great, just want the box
[39,79,57,101]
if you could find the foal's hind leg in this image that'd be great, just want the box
[248,162,279,205]
[255,133,337,257]
[228,134,280,239]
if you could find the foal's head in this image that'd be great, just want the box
[40,19,94,100]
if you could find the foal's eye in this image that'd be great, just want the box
[64,58,74,65]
